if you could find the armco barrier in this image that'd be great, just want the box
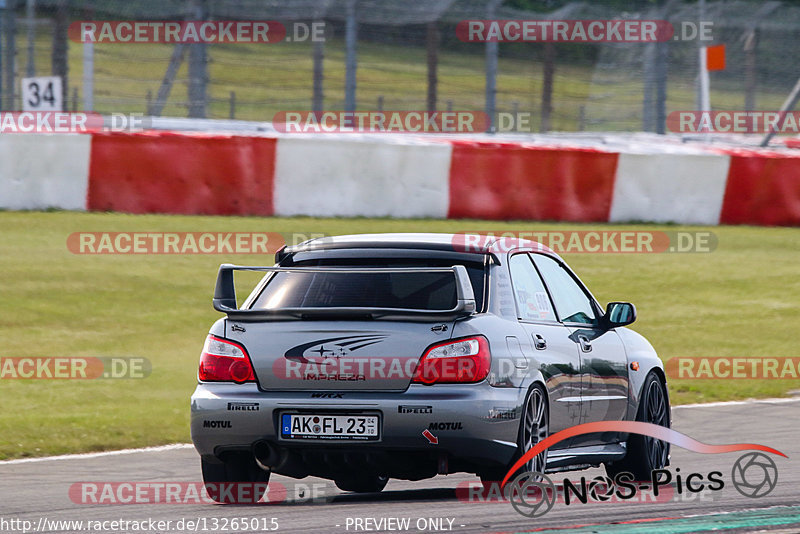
[1,130,799,226]
[719,149,800,226]
[609,153,731,225]
[273,137,451,218]
[447,140,619,222]
[87,131,276,216]
[0,134,91,211]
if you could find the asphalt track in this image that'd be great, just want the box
[1,398,798,534]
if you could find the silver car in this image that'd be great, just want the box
[190,233,670,502]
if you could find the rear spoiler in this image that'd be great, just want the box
[213,264,477,320]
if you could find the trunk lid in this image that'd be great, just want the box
[228,320,454,391]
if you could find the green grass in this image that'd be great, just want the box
[0,211,798,460]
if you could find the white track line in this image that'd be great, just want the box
[2,397,798,465]
[0,443,193,465]
[672,397,800,409]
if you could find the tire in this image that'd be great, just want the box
[334,474,389,493]
[479,384,549,487]
[518,385,550,476]
[202,453,270,504]
[605,372,671,481]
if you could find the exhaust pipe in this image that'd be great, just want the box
[253,441,309,478]
[253,441,280,471]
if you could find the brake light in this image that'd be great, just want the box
[198,335,255,383]
[412,336,491,384]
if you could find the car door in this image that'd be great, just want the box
[530,253,630,447]
[508,253,582,438]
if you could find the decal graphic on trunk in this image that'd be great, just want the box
[284,335,389,363]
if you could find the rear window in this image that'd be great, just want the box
[249,258,486,311]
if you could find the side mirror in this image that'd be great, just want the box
[603,302,636,329]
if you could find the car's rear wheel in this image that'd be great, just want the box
[479,384,549,487]
[334,474,388,493]
[202,453,270,504]
[519,385,549,475]
[605,371,670,480]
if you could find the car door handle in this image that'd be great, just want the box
[578,335,592,353]
[533,334,547,350]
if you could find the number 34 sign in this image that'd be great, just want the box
[21,76,63,112]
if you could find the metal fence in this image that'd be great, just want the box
[0,0,798,134]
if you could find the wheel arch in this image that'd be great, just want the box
[629,363,668,416]
[646,366,671,425]
[517,370,551,415]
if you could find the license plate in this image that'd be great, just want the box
[280,413,380,441]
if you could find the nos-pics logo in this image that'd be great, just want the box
[500,421,785,518]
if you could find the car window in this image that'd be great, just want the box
[250,258,486,311]
[531,254,596,325]
[509,254,556,322]
[251,271,457,310]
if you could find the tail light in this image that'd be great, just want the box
[198,335,255,383]
[412,336,491,384]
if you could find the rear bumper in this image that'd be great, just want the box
[190,382,522,476]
